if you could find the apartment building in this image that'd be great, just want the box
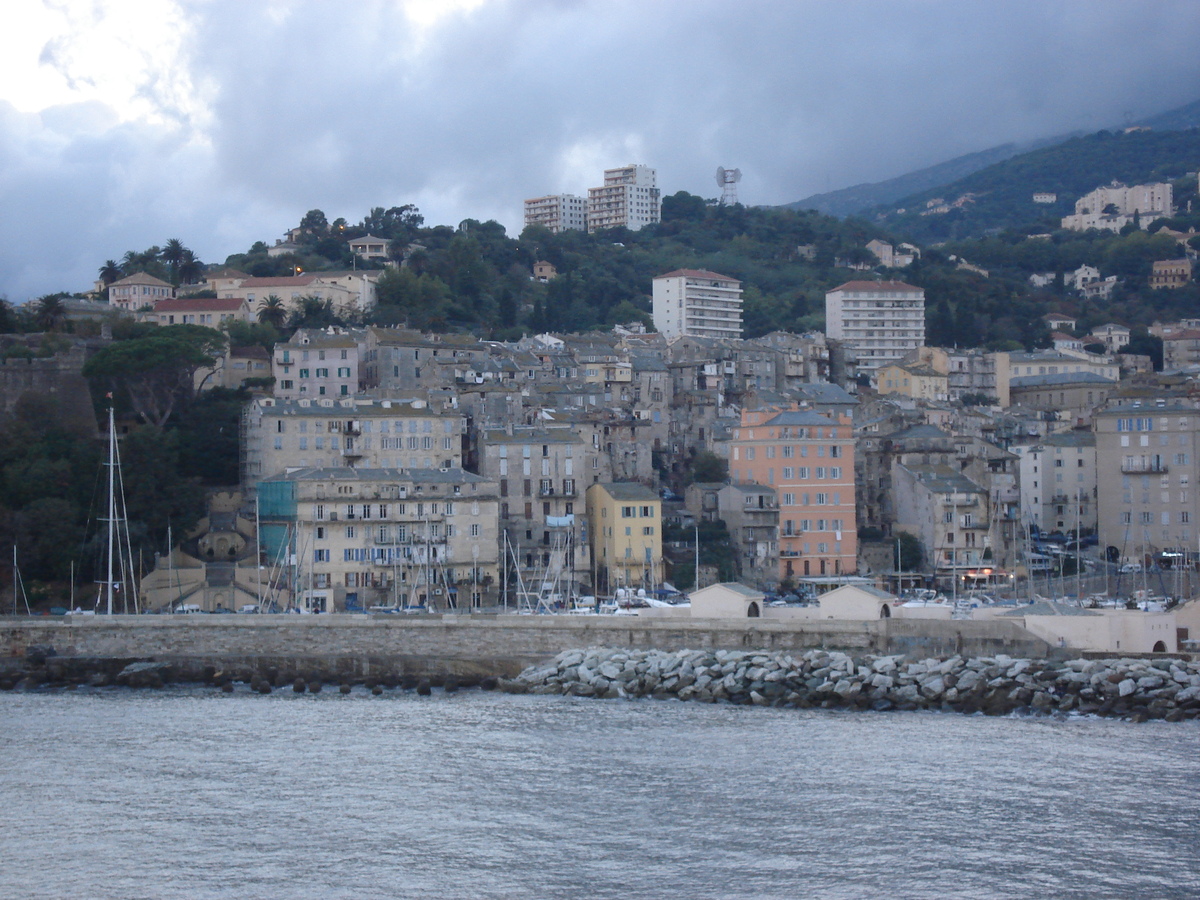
[1061,182,1173,232]
[523,194,588,233]
[730,408,856,580]
[243,396,465,485]
[476,425,604,589]
[1094,400,1200,564]
[272,329,361,400]
[824,281,925,376]
[587,165,660,233]
[652,269,744,340]
[256,467,499,611]
[893,464,1002,585]
[585,483,663,593]
[1011,432,1096,533]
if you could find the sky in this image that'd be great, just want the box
[2,0,1200,303]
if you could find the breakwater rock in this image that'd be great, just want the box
[505,647,1200,721]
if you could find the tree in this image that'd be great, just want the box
[257,294,288,328]
[33,293,68,332]
[83,325,227,429]
[1119,328,1164,370]
[689,451,728,484]
[299,209,329,233]
[224,320,281,352]
[661,191,707,223]
[288,296,342,330]
[177,248,204,285]
[162,238,186,284]
[98,260,123,286]
[895,532,923,572]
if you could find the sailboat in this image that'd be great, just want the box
[90,406,139,615]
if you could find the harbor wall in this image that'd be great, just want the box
[0,614,1051,679]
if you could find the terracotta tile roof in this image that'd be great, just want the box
[154,297,247,312]
[239,275,317,287]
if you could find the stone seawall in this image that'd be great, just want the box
[507,647,1200,722]
[0,614,1051,683]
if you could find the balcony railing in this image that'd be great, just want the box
[1121,460,1168,474]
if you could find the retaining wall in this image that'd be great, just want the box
[0,614,1051,679]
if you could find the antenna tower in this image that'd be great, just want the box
[715,166,742,206]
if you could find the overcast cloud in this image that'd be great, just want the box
[2,0,1199,302]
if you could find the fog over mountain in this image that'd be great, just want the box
[2,0,1199,301]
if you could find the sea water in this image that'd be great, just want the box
[2,687,1198,899]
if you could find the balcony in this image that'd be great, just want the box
[1121,460,1167,474]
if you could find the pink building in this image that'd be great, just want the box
[731,407,857,581]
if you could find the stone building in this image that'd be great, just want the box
[242,396,464,487]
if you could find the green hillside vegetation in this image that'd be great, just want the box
[867,128,1200,243]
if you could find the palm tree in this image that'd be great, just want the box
[258,294,287,328]
[34,294,67,332]
[177,249,204,285]
[162,238,186,285]
[98,260,123,285]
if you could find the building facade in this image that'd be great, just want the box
[730,408,857,580]
[1094,401,1200,564]
[824,281,925,376]
[257,467,500,612]
[587,165,660,233]
[243,396,465,485]
[523,194,588,233]
[272,329,361,400]
[652,269,744,340]
[585,483,663,593]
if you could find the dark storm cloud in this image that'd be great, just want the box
[3,0,1200,301]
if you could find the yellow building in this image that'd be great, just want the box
[875,363,949,401]
[585,483,662,593]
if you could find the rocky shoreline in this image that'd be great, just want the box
[502,647,1200,722]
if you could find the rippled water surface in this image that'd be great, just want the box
[3,687,1199,899]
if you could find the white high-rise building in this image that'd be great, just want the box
[588,165,660,232]
[523,194,588,233]
[652,269,743,340]
[825,280,925,375]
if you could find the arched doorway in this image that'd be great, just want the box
[880,604,891,619]
[1152,640,1167,653]
[747,602,760,618]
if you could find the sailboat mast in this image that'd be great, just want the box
[106,406,116,616]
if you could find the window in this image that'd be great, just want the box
[621,506,635,518]
[643,526,654,535]
[782,446,794,458]
[471,524,480,537]
[314,549,329,562]
[782,492,795,505]
[345,526,356,539]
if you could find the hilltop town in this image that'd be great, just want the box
[4,148,1200,656]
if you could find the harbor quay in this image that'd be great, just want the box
[1,614,1050,685]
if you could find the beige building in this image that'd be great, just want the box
[348,234,389,260]
[587,165,660,233]
[272,329,361,400]
[1149,258,1193,290]
[1061,181,1173,232]
[652,269,743,340]
[257,467,500,611]
[585,483,663,593]
[991,349,1118,408]
[824,280,925,375]
[109,272,175,311]
[874,363,949,401]
[688,582,766,618]
[242,396,465,486]
[1094,400,1200,564]
[147,296,250,327]
[219,272,378,319]
[1162,329,1200,370]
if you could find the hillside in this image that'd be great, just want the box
[865,128,1200,243]
[785,141,1041,218]
[785,96,1200,221]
